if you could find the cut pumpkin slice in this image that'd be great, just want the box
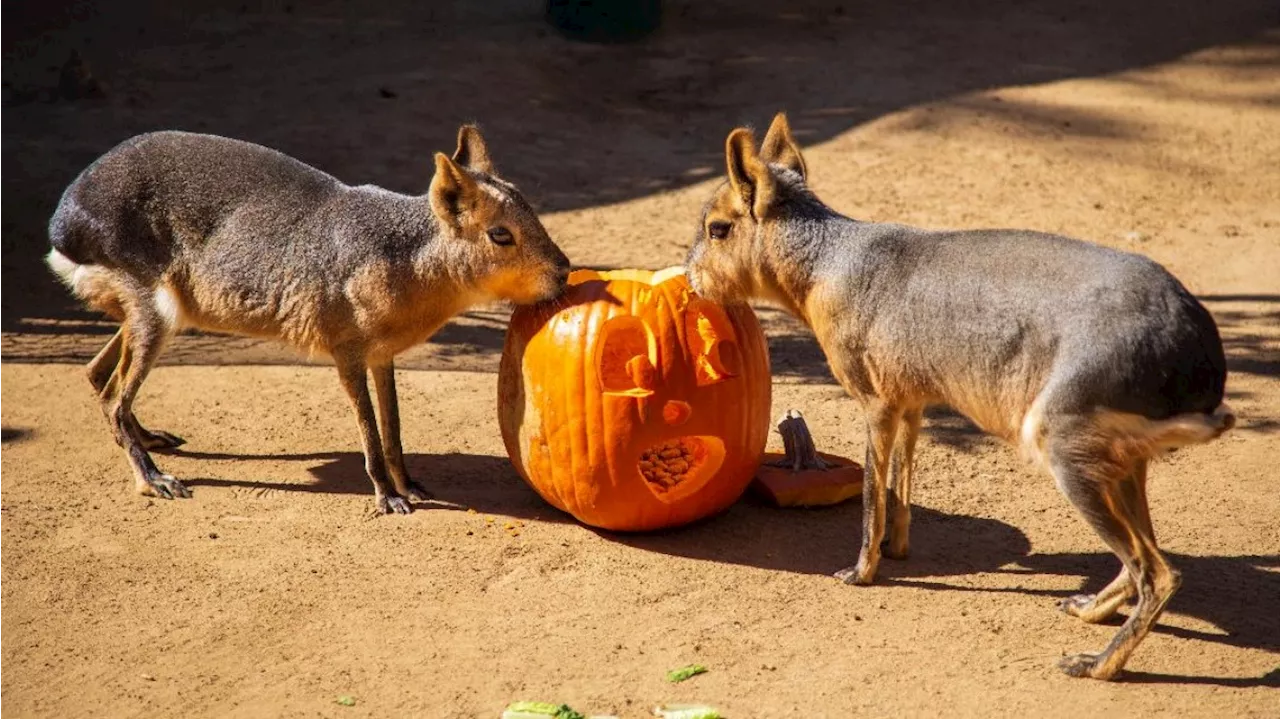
[751,410,864,507]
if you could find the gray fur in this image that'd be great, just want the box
[686,115,1233,680]
[48,129,570,513]
[693,168,1226,423]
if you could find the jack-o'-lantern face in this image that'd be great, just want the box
[498,266,771,532]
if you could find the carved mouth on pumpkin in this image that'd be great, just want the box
[637,435,726,503]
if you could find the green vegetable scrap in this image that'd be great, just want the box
[335,695,356,707]
[653,704,722,719]
[501,701,588,719]
[505,702,561,714]
[664,664,709,683]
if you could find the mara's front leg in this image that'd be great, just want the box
[371,361,433,503]
[835,400,902,585]
[334,349,412,515]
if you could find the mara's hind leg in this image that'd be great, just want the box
[371,361,432,502]
[1058,459,1150,623]
[1050,436,1179,680]
[1059,565,1135,624]
[90,327,185,450]
[884,405,923,560]
[103,308,189,499]
[87,328,124,393]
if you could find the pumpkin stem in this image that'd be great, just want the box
[769,409,832,471]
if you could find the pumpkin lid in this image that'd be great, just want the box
[568,265,688,287]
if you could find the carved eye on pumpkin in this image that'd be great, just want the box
[597,315,657,396]
[685,299,742,386]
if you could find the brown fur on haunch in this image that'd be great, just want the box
[686,112,1233,680]
[48,125,571,514]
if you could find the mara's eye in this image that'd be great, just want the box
[708,221,732,240]
[487,226,515,246]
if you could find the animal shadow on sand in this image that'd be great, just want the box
[180,449,573,524]
[1,426,32,443]
[1012,551,1280,686]
[619,495,1280,687]
[179,446,1278,686]
[180,446,1030,580]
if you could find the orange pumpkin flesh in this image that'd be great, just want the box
[753,453,864,507]
[498,266,771,531]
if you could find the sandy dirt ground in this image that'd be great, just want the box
[3,1,1279,717]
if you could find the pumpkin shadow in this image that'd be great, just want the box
[605,498,1032,580]
[400,451,575,523]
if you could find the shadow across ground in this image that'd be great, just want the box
[4,0,1278,327]
[7,295,1276,398]
[175,443,1279,684]
[621,500,1280,685]
[181,449,571,523]
[1201,294,1280,379]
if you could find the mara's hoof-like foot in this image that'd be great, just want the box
[376,493,414,515]
[1058,652,1113,679]
[397,479,434,503]
[137,472,192,499]
[139,428,186,451]
[1057,593,1097,616]
[1056,593,1122,624]
[834,563,876,585]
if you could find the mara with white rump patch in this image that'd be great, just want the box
[48,126,570,515]
[685,112,1233,680]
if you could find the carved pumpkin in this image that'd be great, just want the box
[498,266,771,531]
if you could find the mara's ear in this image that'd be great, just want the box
[452,124,494,174]
[759,112,806,179]
[429,152,480,224]
[725,128,776,220]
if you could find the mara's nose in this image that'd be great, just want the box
[663,400,692,426]
[553,257,571,287]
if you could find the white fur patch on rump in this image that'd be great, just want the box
[47,248,187,329]
[46,249,93,291]
[153,285,186,328]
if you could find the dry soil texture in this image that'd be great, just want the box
[3,1,1279,717]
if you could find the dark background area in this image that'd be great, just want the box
[4,0,1277,327]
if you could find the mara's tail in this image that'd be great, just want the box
[1021,400,1235,467]
[46,248,124,319]
[1098,403,1236,458]
[47,248,95,293]
[1145,403,1236,448]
